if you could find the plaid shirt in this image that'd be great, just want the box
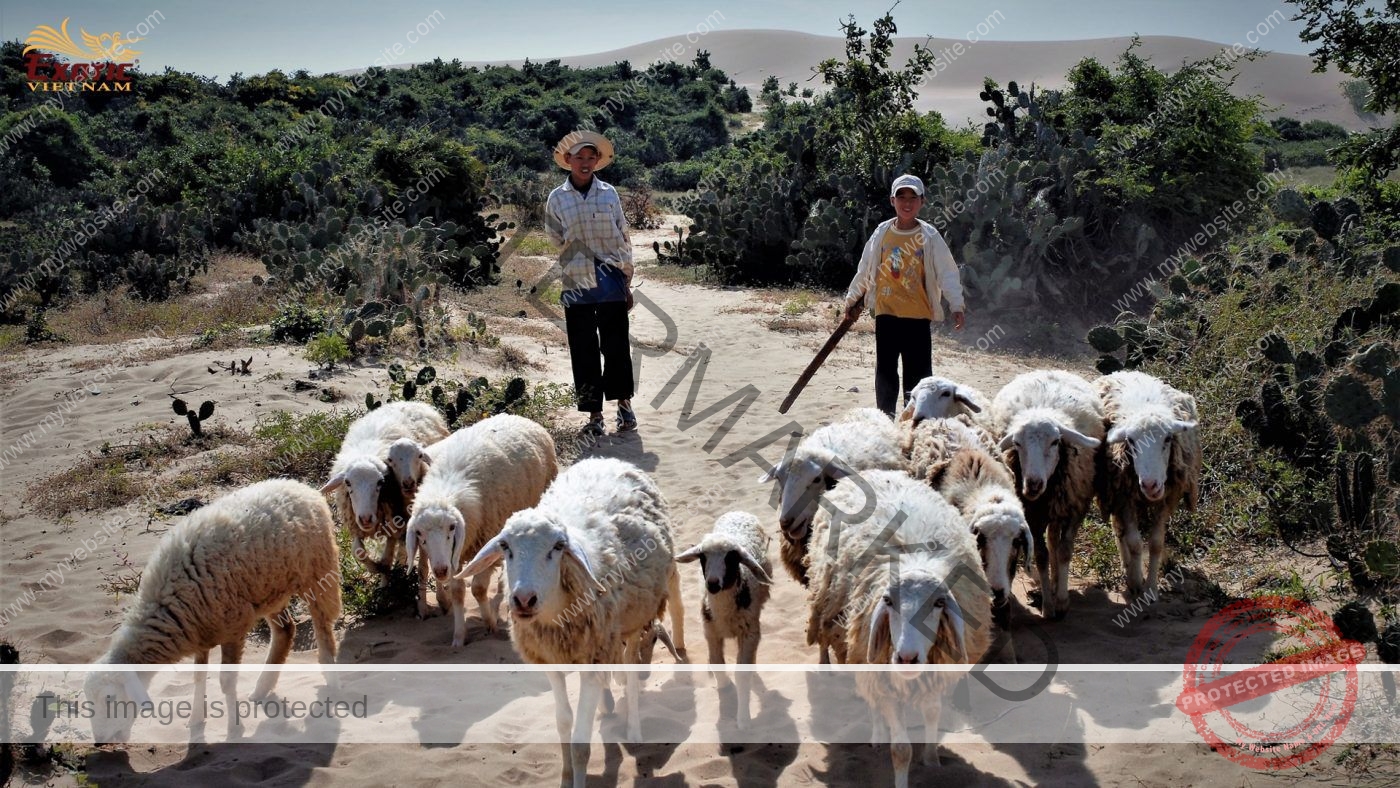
[545,177,633,301]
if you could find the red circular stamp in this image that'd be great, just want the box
[1176,595,1362,769]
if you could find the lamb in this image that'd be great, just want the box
[897,375,992,428]
[991,370,1105,620]
[406,413,557,647]
[758,407,905,586]
[321,401,450,580]
[905,418,1032,628]
[457,457,687,788]
[804,470,992,788]
[676,511,773,728]
[84,479,341,743]
[1095,371,1202,605]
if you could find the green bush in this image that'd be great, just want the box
[305,332,350,368]
[269,302,330,343]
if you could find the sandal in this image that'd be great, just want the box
[581,414,606,437]
[616,400,638,432]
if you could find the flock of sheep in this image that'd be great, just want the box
[81,367,1201,788]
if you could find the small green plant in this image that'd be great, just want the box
[171,397,215,437]
[512,233,555,256]
[269,302,330,344]
[100,547,142,600]
[305,332,350,370]
[781,290,816,316]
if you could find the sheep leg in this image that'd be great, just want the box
[191,650,209,732]
[470,570,498,634]
[376,536,399,587]
[415,550,442,619]
[547,671,575,785]
[308,583,342,694]
[1146,516,1167,599]
[253,607,295,700]
[447,575,469,648]
[624,666,641,743]
[736,631,759,729]
[1032,528,1053,618]
[1116,512,1145,602]
[880,699,913,788]
[570,672,606,788]
[920,690,943,767]
[666,566,688,660]
[220,639,244,740]
[1046,525,1072,620]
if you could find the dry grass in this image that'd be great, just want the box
[496,342,543,371]
[43,277,277,349]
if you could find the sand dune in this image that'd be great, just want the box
[441,30,1379,131]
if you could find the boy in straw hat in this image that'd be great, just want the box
[545,130,638,436]
[843,173,966,416]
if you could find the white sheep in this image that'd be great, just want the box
[758,407,905,586]
[991,370,1105,620]
[406,413,557,647]
[805,470,992,788]
[1095,371,1202,605]
[676,511,772,728]
[897,376,992,428]
[457,457,686,788]
[906,418,1033,628]
[84,479,341,743]
[321,402,450,580]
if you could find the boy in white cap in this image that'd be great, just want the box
[843,173,966,416]
[545,130,637,436]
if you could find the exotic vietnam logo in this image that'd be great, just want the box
[22,18,141,92]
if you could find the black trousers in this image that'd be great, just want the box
[874,315,932,416]
[564,302,634,412]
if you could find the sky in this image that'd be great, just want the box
[0,0,1317,79]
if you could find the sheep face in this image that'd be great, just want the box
[83,669,152,744]
[969,506,1032,613]
[406,504,467,580]
[866,566,969,667]
[1107,414,1196,502]
[901,377,981,424]
[759,448,849,542]
[322,457,388,529]
[677,542,772,594]
[999,417,1100,500]
[458,514,599,622]
[383,438,432,500]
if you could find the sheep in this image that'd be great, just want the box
[456,457,686,788]
[406,413,557,647]
[905,418,1033,628]
[321,402,450,580]
[804,470,991,788]
[991,370,1105,620]
[676,511,772,728]
[1095,371,1202,605]
[758,407,905,587]
[897,376,992,429]
[83,479,341,743]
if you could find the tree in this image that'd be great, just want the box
[1290,0,1400,187]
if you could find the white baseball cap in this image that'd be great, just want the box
[890,174,925,197]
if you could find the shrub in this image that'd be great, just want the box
[305,332,350,369]
[269,302,330,343]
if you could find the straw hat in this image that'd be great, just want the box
[553,130,615,170]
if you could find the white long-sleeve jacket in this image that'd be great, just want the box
[843,218,965,320]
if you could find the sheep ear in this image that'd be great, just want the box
[737,548,772,584]
[418,450,432,467]
[997,432,1015,452]
[123,671,152,708]
[320,473,346,494]
[866,597,892,663]
[954,390,982,413]
[941,594,968,662]
[1171,419,1197,434]
[675,545,703,563]
[406,525,419,567]
[456,535,504,579]
[897,399,916,424]
[1105,426,1129,445]
[565,532,603,590]
[756,466,778,484]
[1059,426,1101,449]
[451,516,467,567]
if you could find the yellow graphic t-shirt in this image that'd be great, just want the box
[873,226,932,319]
